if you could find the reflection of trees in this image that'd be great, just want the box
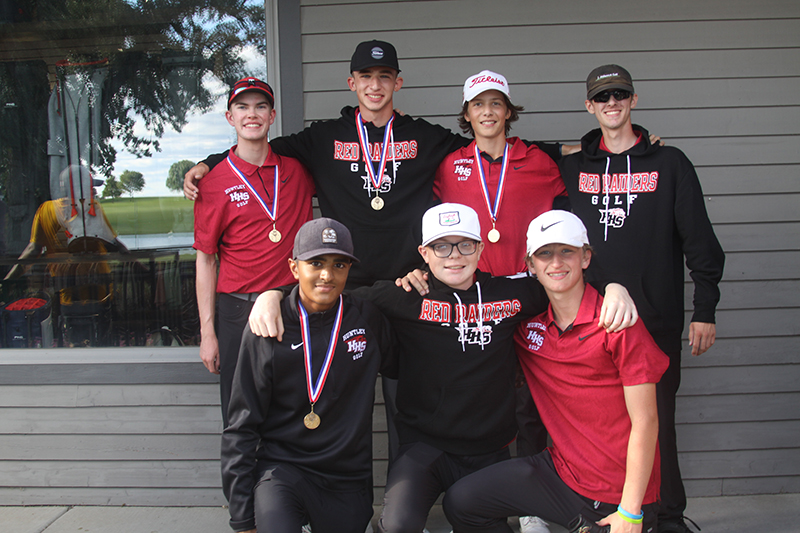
[120,170,145,198]
[167,160,196,192]
[0,0,265,251]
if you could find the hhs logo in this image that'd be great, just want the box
[526,329,544,351]
[599,207,626,228]
[454,165,472,181]
[229,191,250,204]
[347,335,367,360]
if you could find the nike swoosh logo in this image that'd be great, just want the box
[541,221,563,232]
[291,342,303,350]
[578,335,590,341]
[514,165,526,171]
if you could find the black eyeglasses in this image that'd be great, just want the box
[429,240,478,258]
[591,90,631,103]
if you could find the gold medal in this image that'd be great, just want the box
[487,228,500,243]
[269,228,282,243]
[371,196,385,210]
[304,409,321,430]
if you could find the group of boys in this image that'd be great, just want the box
[188,39,724,533]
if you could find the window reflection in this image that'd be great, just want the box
[0,0,266,348]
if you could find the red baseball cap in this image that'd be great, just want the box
[228,77,275,108]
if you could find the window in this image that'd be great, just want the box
[0,0,266,348]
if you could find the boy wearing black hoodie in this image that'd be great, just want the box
[558,65,725,533]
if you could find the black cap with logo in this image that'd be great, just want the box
[350,40,400,73]
[293,218,359,262]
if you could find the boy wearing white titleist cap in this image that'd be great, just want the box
[435,70,569,533]
[443,210,668,533]
[248,203,640,532]
[222,218,397,533]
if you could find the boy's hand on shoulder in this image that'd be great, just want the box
[395,269,429,295]
[248,290,285,341]
[599,283,638,333]
[183,162,210,200]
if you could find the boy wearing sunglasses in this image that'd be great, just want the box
[558,65,725,533]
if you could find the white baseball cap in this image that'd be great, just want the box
[526,210,589,256]
[422,203,482,246]
[462,70,510,104]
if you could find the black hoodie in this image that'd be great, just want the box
[559,125,724,352]
[352,272,549,456]
[271,107,469,286]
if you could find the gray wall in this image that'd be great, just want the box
[0,351,226,506]
[294,0,800,498]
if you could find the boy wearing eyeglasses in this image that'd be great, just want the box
[557,65,724,533]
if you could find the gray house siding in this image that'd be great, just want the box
[0,354,226,506]
[295,0,800,499]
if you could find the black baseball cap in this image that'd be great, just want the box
[350,40,400,73]
[293,218,359,262]
[228,77,275,109]
[586,64,634,100]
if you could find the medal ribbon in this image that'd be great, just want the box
[298,295,344,405]
[355,109,394,193]
[227,155,279,223]
[474,143,509,228]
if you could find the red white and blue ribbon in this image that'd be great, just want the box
[355,109,394,194]
[298,295,344,406]
[474,143,509,228]
[226,155,279,223]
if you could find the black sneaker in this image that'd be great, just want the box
[658,516,701,533]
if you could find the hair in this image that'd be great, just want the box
[524,243,594,263]
[458,93,524,137]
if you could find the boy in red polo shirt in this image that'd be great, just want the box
[443,210,669,533]
[193,77,314,426]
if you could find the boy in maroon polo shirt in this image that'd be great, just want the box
[193,77,314,426]
[443,210,669,533]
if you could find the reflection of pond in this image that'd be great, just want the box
[117,233,194,250]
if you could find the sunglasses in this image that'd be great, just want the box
[591,90,631,103]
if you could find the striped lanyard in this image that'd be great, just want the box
[474,142,510,230]
[227,155,279,223]
[355,109,394,193]
[298,295,344,407]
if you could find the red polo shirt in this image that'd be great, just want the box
[514,284,669,505]
[193,146,314,294]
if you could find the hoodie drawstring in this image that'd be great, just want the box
[453,282,486,352]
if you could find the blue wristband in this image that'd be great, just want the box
[617,505,644,521]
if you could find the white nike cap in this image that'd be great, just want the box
[462,70,510,104]
[526,210,589,256]
[422,203,482,246]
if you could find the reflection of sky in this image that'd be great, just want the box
[111,46,266,197]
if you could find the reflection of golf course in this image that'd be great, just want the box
[100,196,195,236]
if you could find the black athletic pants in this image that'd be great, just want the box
[217,293,255,428]
[253,463,373,533]
[378,441,510,533]
[657,350,686,523]
[443,451,658,533]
